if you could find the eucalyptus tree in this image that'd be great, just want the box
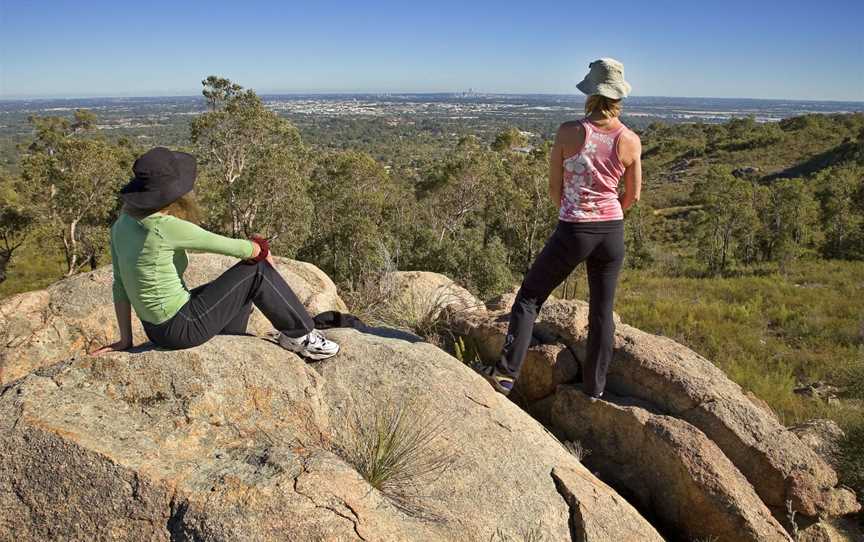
[0,173,34,284]
[689,167,759,274]
[20,110,130,276]
[299,150,395,287]
[22,137,128,275]
[190,76,313,250]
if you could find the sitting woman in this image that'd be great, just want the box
[91,147,339,360]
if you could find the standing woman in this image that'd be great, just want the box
[482,58,642,398]
[91,147,339,360]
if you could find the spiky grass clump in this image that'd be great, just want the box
[336,397,456,519]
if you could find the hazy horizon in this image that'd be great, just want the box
[3,91,864,105]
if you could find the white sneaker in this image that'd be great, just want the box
[277,329,340,361]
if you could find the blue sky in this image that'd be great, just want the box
[1,0,862,101]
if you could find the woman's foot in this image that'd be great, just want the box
[277,329,340,361]
[479,364,515,396]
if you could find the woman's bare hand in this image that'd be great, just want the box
[250,242,262,259]
[90,340,133,356]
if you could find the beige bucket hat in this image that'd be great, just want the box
[576,58,632,99]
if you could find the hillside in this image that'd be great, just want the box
[639,113,864,207]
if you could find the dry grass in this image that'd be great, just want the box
[489,521,545,542]
[345,270,483,347]
[334,396,457,520]
[785,500,801,540]
[563,440,591,462]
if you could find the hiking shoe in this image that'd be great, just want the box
[479,364,515,396]
[277,329,340,361]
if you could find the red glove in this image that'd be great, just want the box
[250,235,270,263]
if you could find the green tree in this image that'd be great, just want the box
[814,165,864,259]
[689,167,759,274]
[421,136,504,244]
[491,127,529,152]
[493,144,556,272]
[22,137,128,275]
[191,76,313,248]
[299,150,395,287]
[624,202,656,269]
[200,75,244,111]
[0,174,35,284]
[20,110,130,277]
[757,178,820,271]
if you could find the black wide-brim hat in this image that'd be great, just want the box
[120,147,197,210]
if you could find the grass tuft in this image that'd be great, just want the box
[490,521,545,542]
[563,440,590,462]
[334,396,457,520]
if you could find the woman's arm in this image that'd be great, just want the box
[159,215,256,259]
[618,133,643,211]
[91,240,135,355]
[548,127,564,207]
[90,300,133,355]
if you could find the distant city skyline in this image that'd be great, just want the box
[2,0,862,101]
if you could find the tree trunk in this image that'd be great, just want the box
[0,249,11,284]
[66,220,79,277]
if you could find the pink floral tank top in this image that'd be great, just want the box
[559,119,628,223]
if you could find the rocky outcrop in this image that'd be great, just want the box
[0,260,663,542]
[452,295,860,524]
[603,324,859,518]
[791,419,847,470]
[319,329,662,541]
[5,258,861,541]
[0,254,346,386]
[544,387,791,541]
[0,335,663,542]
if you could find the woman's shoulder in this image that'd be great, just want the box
[558,119,585,133]
[137,213,197,236]
[141,212,182,225]
[556,120,586,143]
[618,125,642,147]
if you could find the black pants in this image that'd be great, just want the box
[500,220,625,397]
[143,260,314,350]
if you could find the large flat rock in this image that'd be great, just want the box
[0,329,663,541]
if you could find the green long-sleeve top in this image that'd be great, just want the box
[111,212,254,324]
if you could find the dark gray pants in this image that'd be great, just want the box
[500,220,625,397]
[143,260,314,350]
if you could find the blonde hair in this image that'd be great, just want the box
[584,95,622,119]
[123,191,202,223]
